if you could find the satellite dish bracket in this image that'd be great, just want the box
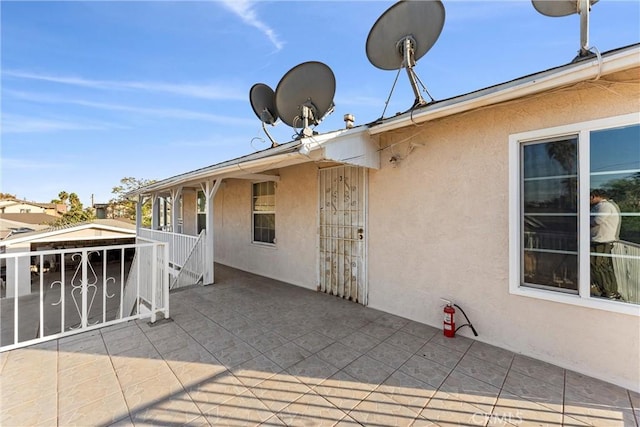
[397,35,426,107]
[261,121,278,147]
[300,102,318,137]
[578,0,591,58]
[260,107,276,125]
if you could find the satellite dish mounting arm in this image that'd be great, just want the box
[300,100,318,137]
[398,36,426,107]
[261,120,278,147]
[260,108,278,147]
[578,0,591,58]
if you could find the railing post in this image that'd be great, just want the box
[164,243,170,320]
[39,255,44,339]
[81,250,88,329]
[151,244,157,323]
[13,258,19,345]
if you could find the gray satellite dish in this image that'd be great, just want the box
[275,61,336,138]
[250,83,279,147]
[366,0,445,108]
[532,0,599,59]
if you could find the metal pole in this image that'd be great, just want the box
[82,251,88,329]
[579,0,590,57]
[151,244,157,323]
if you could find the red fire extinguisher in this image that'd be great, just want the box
[443,302,456,338]
[440,298,478,338]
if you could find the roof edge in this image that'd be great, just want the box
[368,44,640,135]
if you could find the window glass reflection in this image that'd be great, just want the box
[590,124,640,304]
[522,138,578,291]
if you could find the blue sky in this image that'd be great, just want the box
[1,0,638,207]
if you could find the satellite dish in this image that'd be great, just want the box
[366,0,445,109]
[275,61,336,138]
[249,83,279,147]
[250,83,278,125]
[531,0,599,59]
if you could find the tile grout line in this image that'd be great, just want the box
[140,319,209,425]
[334,328,443,424]
[488,349,516,422]
[99,326,135,426]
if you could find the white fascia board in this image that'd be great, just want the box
[0,224,136,247]
[368,45,640,136]
[29,233,134,244]
[299,127,380,169]
[133,150,305,195]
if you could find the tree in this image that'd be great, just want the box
[0,193,16,200]
[51,191,69,205]
[50,191,94,226]
[110,177,156,226]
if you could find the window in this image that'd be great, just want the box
[19,208,31,213]
[252,181,275,244]
[510,114,640,313]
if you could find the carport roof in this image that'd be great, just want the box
[0,219,136,247]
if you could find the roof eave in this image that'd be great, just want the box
[368,44,640,135]
[129,141,306,196]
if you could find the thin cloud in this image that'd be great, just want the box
[3,70,245,101]
[168,134,251,148]
[5,90,255,126]
[219,0,284,51]
[1,114,117,134]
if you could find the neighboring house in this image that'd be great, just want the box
[0,212,60,229]
[129,43,640,392]
[0,217,50,240]
[0,198,66,216]
[93,203,111,219]
[0,219,136,297]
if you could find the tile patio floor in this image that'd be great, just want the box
[1,264,638,426]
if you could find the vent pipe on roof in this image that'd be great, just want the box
[344,114,355,129]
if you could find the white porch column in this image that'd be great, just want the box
[202,179,222,285]
[171,187,183,234]
[151,194,160,230]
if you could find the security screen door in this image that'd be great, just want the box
[318,166,367,305]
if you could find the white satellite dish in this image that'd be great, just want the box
[366,0,445,110]
[532,0,600,59]
[275,61,336,138]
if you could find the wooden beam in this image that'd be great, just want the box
[229,173,280,182]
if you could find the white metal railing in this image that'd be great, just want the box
[172,230,205,289]
[0,242,169,352]
[138,228,199,270]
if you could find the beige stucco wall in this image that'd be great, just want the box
[367,69,640,392]
[0,202,47,214]
[182,189,197,236]
[213,162,319,289]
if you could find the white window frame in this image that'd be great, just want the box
[251,181,276,246]
[509,112,640,316]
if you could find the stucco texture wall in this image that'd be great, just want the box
[213,162,319,289]
[367,70,640,391]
